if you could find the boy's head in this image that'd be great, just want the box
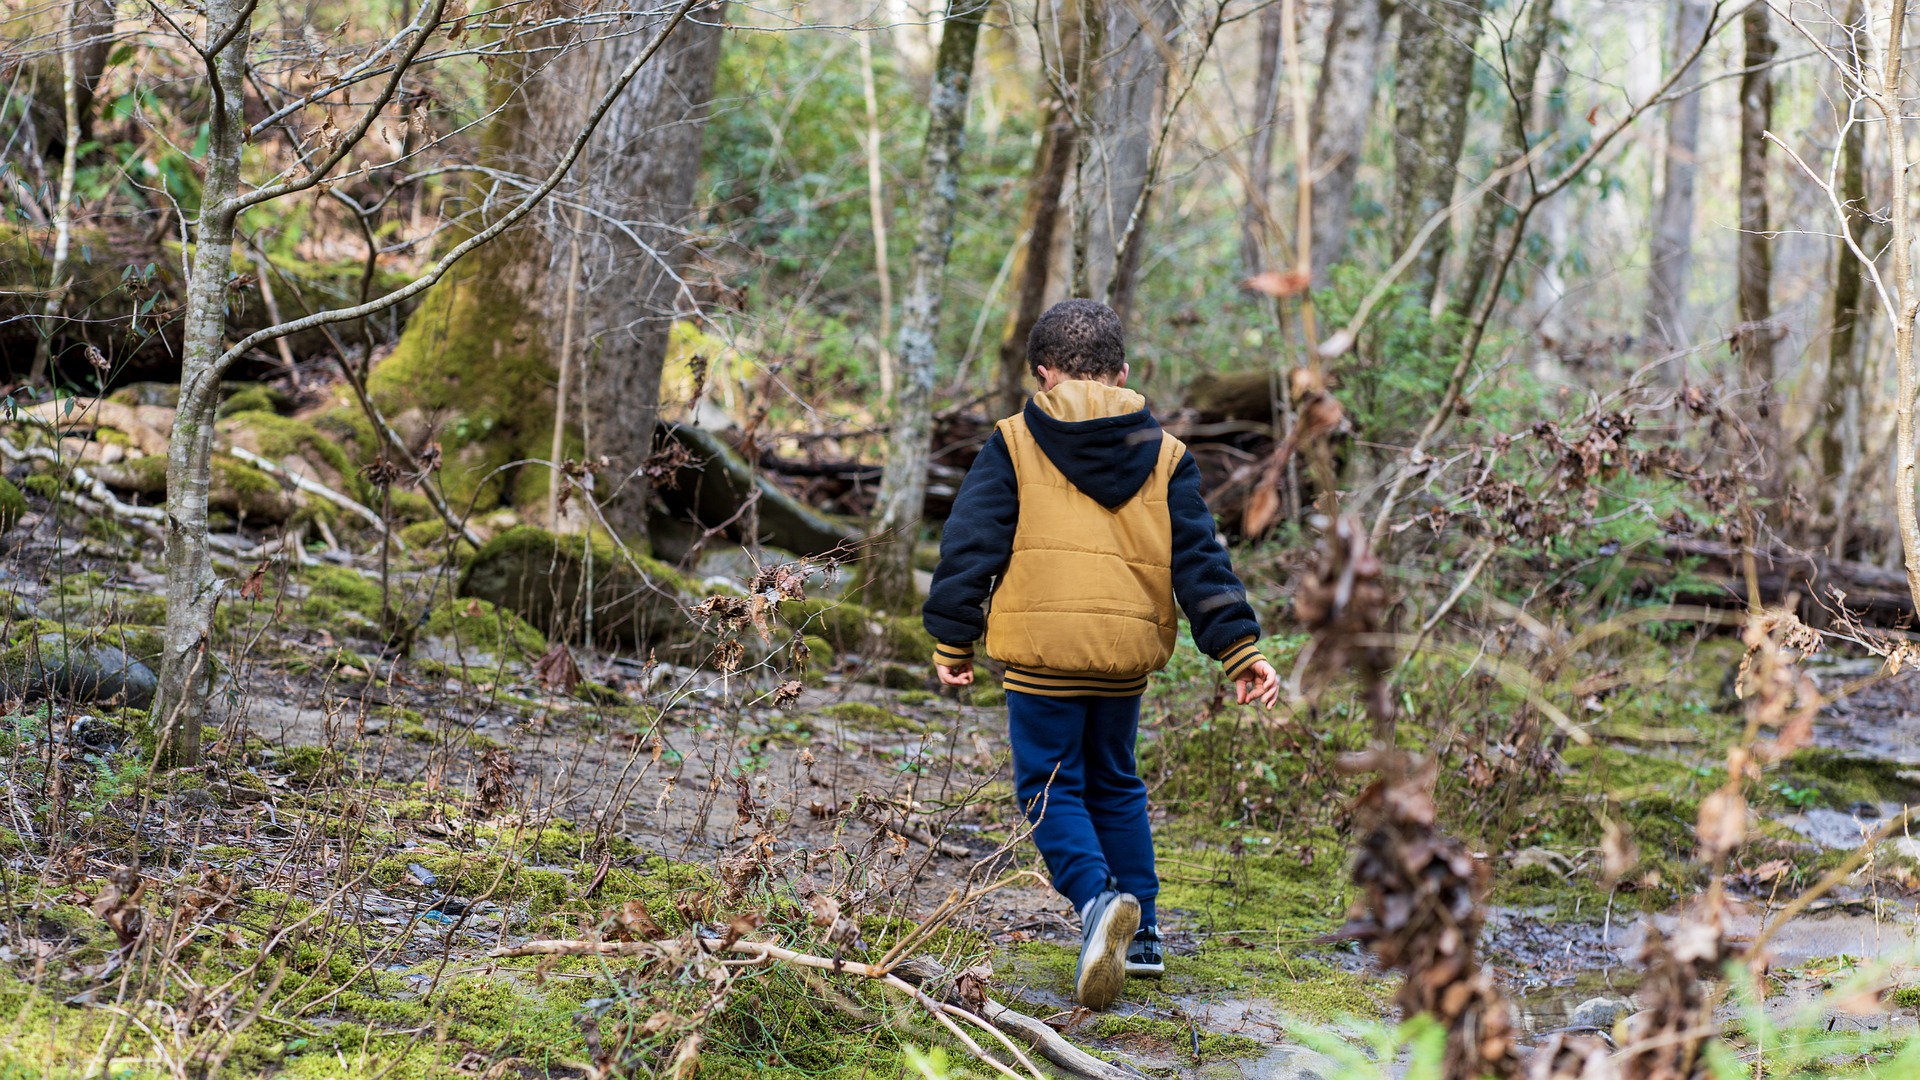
[1028,299,1127,388]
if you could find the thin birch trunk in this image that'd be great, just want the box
[30,9,83,388]
[1645,0,1711,355]
[861,34,896,397]
[155,0,253,765]
[1307,0,1385,288]
[868,0,983,609]
[1880,0,1920,610]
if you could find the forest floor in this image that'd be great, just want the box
[2,495,1919,1078]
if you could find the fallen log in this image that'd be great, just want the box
[655,422,859,557]
[1656,537,1916,627]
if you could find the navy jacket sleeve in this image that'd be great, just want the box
[922,431,1019,658]
[1168,450,1264,668]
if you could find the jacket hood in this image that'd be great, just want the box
[1024,380,1164,509]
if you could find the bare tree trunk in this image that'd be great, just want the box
[1389,0,1488,309]
[1081,0,1178,317]
[1737,3,1777,456]
[1644,0,1711,354]
[1241,2,1283,279]
[569,7,725,541]
[869,0,984,609]
[997,0,1083,418]
[1822,0,1869,554]
[1308,0,1386,288]
[155,0,252,766]
[70,0,115,143]
[1449,0,1555,326]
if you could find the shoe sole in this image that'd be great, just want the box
[1125,960,1164,978]
[1075,895,1140,1009]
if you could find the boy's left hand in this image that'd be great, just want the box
[1235,660,1280,709]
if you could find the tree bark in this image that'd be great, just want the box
[571,12,724,540]
[868,0,984,610]
[1820,0,1869,553]
[1449,0,1555,326]
[1079,0,1178,318]
[1736,3,1776,455]
[70,0,115,143]
[1241,2,1284,279]
[996,0,1083,418]
[1308,0,1386,288]
[1644,0,1711,354]
[1389,0,1488,309]
[154,0,253,766]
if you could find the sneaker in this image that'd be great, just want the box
[1074,889,1140,1009]
[1126,926,1164,977]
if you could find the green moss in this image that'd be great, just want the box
[0,478,23,533]
[19,474,60,499]
[421,597,546,658]
[371,245,555,514]
[278,745,343,784]
[971,684,1007,708]
[295,564,386,622]
[218,384,282,418]
[1776,749,1920,811]
[776,597,934,660]
[226,411,364,500]
[819,700,929,734]
[458,526,699,646]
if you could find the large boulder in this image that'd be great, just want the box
[457,527,700,649]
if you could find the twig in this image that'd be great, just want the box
[225,446,398,545]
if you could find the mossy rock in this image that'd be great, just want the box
[0,477,24,533]
[774,597,933,661]
[222,410,364,500]
[0,631,157,709]
[217,384,287,418]
[457,526,699,647]
[422,597,547,658]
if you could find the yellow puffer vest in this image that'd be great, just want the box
[984,382,1186,697]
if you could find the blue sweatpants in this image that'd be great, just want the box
[1006,690,1158,927]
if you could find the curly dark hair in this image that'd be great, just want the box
[1027,299,1126,378]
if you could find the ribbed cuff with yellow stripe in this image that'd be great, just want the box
[933,641,976,667]
[1214,636,1267,680]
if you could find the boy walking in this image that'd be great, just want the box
[923,299,1279,1010]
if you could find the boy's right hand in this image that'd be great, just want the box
[936,662,974,686]
[1235,659,1280,709]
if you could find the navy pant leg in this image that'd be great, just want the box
[1006,690,1109,910]
[1082,694,1158,927]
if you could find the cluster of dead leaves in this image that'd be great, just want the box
[1242,368,1350,537]
[1614,903,1735,1080]
[87,864,146,949]
[1336,753,1519,1080]
[475,746,519,816]
[1293,515,1393,723]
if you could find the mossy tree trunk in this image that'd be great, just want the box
[1079,0,1176,319]
[1388,0,1488,311]
[568,6,725,539]
[1644,0,1711,358]
[376,3,723,539]
[1821,0,1870,554]
[996,0,1083,418]
[1448,0,1555,328]
[868,0,984,611]
[1308,0,1386,288]
[1736,3,1776,470]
